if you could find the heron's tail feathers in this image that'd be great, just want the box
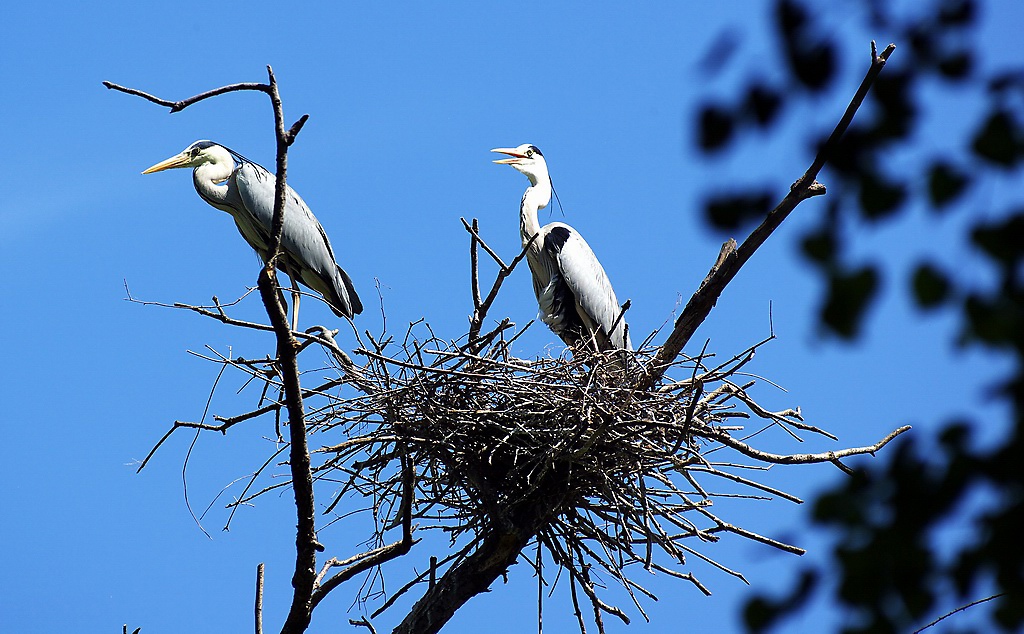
[328,265,363,318]
[298,263,362,319]
[333,266,362,317]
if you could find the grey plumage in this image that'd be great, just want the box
[492,144,631,352]
[143,140,362,319]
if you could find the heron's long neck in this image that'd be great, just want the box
[520,178,552,246]
[192,160,237,211]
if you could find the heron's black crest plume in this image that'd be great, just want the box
[550,177,565,218]
[223,145,259,170]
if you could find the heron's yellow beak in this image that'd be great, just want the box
[142,151,192,175]
[491,147,526,164]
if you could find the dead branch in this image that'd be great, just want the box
[912,593,1006,633]
[256,563,265,634]
[310,452,416,608]
[705,424,911,466]
[108,67,325,634]
[464,217,538,347]
[640,42,897,389]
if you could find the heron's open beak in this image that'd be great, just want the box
[491,147,526,165]
[142,151,192,175]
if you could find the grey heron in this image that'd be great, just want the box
[143,141,362,321]
[492,144,631,353]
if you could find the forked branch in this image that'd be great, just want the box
[108,67,323,634]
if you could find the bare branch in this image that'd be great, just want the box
[461,217,509,270]
[467,223,538,346]
[349,617,378,634]
[103,80,269,113]
[255,563,265,634]
[310,453,416,608]
[912,593,1006,634]
[640,42,897,389]
[706,425,911,467]
[469,218,483,311]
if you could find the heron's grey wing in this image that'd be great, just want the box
[546,225,631,350]
[236,162,361,317]
[234,163,327,265]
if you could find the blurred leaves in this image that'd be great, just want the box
[927,161,970,210]
[705,190,774,230]
[692,0,1024,631]
[775,0,836,93]
[937,50,973,79]
[970,212,1024,271]
[971,110,1024,167]
[744,570,818,633]
[820,265,879,338]
[697,104,736,152]
[857,170,906,220]
[810,433,974,633]
[800,222,837,265]
[744,84,783,128]
[912,262,953,309]
[869,72,917,142]
[937,0,976,25]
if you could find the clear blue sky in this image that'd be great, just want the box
[3,2,1022,633]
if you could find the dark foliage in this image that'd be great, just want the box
[692,0,1024,631]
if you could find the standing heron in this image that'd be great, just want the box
[143,141,362,323]
[492,144,631,353]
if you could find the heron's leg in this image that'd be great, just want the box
[280,263,301,331]
[290,277,301,331]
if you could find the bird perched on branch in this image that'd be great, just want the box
[492,144,631,353]
[143,140,362,320]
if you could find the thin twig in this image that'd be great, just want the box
[103,80,271,112]
[912,593,1006,633]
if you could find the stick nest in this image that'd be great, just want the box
[306,321,818,621]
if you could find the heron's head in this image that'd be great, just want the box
[491,144,548,186]
[142,140,230,174]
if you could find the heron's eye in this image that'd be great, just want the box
[526,149,534,158]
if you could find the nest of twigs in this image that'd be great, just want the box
[305,320,821,623]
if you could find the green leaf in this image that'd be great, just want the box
[821,265,880,338]
[704,191,773,231]
[696,104,735,152]
[800,227,837,265]
[971,110,1022,167]
[911,262,952,309]
[971,212,1024,267]
[927,161,970,210]
[859,172,907,220]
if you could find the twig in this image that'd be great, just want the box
[310,452,416,608]
[469,218,482,310]
[461,217,509,269]
[255,563,265,634]
[103,80,270,112]
[349,617,378,634]
[706,425,911,467]
[466,220,538,346]
[912,593,1005,633]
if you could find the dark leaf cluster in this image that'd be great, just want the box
[690,0,1024,632]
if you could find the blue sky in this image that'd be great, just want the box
[3,2,1023,633]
